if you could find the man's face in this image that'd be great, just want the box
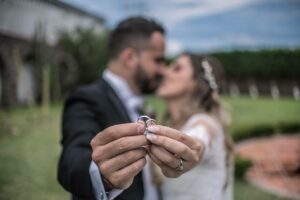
[134,32,166,94]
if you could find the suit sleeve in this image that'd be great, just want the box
[57,88,103,199]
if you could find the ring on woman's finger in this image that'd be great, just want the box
[175,157,184,171]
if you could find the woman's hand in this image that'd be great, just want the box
[146,125,204,178]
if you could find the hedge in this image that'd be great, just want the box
[232,121,300,142]
[212,49,300,79]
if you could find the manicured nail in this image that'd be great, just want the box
[137,124,145,134]
[147,125,160,133]
[146,133,158,141]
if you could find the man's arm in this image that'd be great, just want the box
[58,88,149,199]
[57,88,102,199]
[90,123,148,190]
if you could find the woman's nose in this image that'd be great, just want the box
[164,66,174,76]
[157,65,166,76]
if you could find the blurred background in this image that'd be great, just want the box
[0,0,299,199]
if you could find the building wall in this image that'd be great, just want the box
[0,0,104,106]
[0,0,104,45]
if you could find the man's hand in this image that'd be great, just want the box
[146,125,204,178]
[90,123,148,189]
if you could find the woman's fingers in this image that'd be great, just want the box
[147,125,201,150]
[146,124,205,175]
[150,144,181,169]
[148,151,164,166]
[146,133,197,162]
[148,151,186,178]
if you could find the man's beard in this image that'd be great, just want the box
[134,64,162,95]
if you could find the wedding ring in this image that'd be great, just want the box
[137,115,151,125]
[146,118,156,127]
[175,157,184,171]
[137,115,156,135]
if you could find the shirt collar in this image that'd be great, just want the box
[103,69,144,110]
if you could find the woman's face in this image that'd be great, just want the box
[157,55,196,99]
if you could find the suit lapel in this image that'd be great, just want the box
[98,79,145,200]
[100,79,131,123]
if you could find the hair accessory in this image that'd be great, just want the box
[201,60,218,90]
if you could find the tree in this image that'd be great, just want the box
[57,28,109,85]
[32,23,51,116]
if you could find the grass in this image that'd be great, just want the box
[146,96,300,137]
[224,96,300,135]
[234,180,290,200]
[0,105,68,200]
[0,97,299,199]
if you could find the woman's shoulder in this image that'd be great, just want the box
[183,113,220,131]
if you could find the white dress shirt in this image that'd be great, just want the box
[89,69,159,200]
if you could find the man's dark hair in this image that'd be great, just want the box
[107,16,165,60]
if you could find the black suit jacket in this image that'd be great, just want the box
[57,78,144,200]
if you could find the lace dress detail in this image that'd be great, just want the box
[162,113,233,200]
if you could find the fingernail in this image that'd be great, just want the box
[147,125,160,133]
[137,124,145,134]
[146,133,158,141]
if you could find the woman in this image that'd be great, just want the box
[146,53,234,200]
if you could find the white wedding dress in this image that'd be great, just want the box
[162,113,233,200]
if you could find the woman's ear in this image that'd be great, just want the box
[120,48,138,69]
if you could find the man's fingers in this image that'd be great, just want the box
[91,123,145,146]
[148,125,199,149]
[99,149,147,175]
[92,135,148,161]
[107,157,146,189]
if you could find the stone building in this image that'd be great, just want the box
[0,0,105,107]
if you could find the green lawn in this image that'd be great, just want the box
[0,106,68,200]
[147,96,300,136]
[234,180,289,200]
[0,97,299,199]
[224,96,300,134]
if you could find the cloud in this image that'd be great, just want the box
[149,0,258,28]
[166,39,183,56]
[187,31,300,52]
[61,0,300,52]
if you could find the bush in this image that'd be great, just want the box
[212,49,300,79]
[232,125,275,142]
[235,155,252,179]
[278,121,300,133]
[232,121,300,142]
[58,28,109,85]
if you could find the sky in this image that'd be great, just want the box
[62,0,300,56]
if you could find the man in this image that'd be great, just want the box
[58,16,201,200]
[58,16,165,200]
